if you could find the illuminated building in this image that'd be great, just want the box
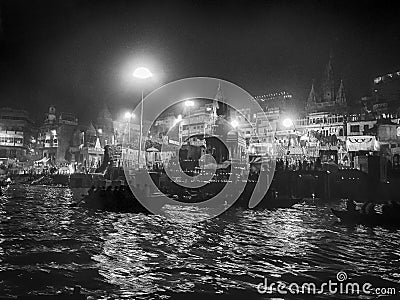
[0,107,36,164]
[372,70,400,115]
[37,106,78,165]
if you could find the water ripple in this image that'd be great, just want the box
[0,185,399,298]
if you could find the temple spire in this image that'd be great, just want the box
[215,82,224,102]
[335,79,347,105]
[86,122,96,136]
[322,53,335,102]
[214,82,228,118]
[97,101,113,121]
[306,82,317,108]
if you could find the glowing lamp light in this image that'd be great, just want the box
[185,100,195,107]
[125,112,135,119]
[97,128,103,134]
[172,114,183,127]
[133,67,153,79]
[231,119,239,128]
[282,118,294,128]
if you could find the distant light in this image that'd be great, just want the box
[282,118,294,128]
[172,114,183,127]
[133,67,153,79]
[231,119,239,128]
[125,112,135,119]
[98,128,103,134]
[185,100,195,107]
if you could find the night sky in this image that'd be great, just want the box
[0,0,399,123]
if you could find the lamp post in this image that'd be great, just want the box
[124,112,135,145]
[133,67,153,168]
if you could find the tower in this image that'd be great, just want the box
[322,53,335,102]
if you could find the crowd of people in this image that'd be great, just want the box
[275,157,323,171]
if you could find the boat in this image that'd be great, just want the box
[331,208,400,226]
[77,185,167,213]
[258,196,302,209]
[69,172,107,200]
[74,137,300,213]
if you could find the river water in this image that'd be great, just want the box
[1,185,400,299]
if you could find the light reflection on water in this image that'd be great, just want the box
[0,185,400,299]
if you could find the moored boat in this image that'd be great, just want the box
[69,173,106,200]
[331,208,400,226]
[77,185,167,213]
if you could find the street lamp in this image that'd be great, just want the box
[133,67,153,79]
[230,119,239,129]
[282,117,294,129]
[124,112,135,144]
[133,66,153,168]
[185,100,195,145]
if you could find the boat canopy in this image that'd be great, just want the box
[146,147,159,152]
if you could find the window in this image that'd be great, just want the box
[363,125,369,132]
[350,125,360,133]
[339,128,344,136]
